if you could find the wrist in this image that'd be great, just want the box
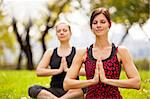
[90,79,98,85]
[58,68,63,73]
[64,69,68,72]
[102,78,108,84]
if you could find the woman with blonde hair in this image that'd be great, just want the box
[28,21,85,99]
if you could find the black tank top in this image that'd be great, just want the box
[49,47,79,88]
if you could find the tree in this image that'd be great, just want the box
[12,18,34,70]
[10,0,72,70]
[38,0,71,54]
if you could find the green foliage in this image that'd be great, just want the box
[0,6,16,56]
[134,59,150,70]
[119,70,150,99]
[0,70,149,99]
[92,0,149,25]
[0,25,16,56]
[47,0,71,25]
[34,0,72,43]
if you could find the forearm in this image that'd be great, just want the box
[104,77,141,90]
[112,47,141,90]
[36,68,61,76]
[63,78,95,91]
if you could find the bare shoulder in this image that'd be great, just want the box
[118,46,129,55]
[44,48,54,56]
[117,45,132,61]
[76,47,87,57]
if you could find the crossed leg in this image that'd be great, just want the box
[37,89,84,99]
[59,89,84,99]
[37,90,57,99]
[29,85,84,99]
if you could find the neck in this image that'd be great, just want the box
[60,41,71,49]
[95,35,111,49]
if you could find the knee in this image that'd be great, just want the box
[74,89,84,99]
[72,89,84,96]
[28,85,41,98]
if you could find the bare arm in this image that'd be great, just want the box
[63,49,99,91]
[99,46,141,90]
[78,63,86,76]
[36,49,63,77]
[78,48,87,76]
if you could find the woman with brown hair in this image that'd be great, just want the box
[64,7,141,99]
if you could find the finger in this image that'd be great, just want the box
[64,58,68,65]
[95,63,99,74]
[63,57,67,62]
[94,65,100,81]
[96,61,102,68]
[99,64,105,74]
[62,57,65,60]
[61,57,65,63]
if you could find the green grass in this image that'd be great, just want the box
[0,70,49,99]
[0,70,149,99]
[119,70,150,99]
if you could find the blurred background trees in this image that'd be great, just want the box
[11,0,72,70]
[0,0,16,68]
[90,0,149,44]
[0,0,149,70]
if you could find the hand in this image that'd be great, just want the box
[59,57,66,73]
[61,57,69,72]
[92,62,100,84]
[97,59,107,83]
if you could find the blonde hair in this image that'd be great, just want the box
[55,20,71,32]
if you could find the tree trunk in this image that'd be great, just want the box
[40,0,68,55]
[41,32,47,54]
[25,21,34,70]
[12,18,34,70]
[119,26,130,45]
[24,46,34,70]
[16,51,22,70]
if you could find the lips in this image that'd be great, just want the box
[96,29,103,32]
[59,36,65,38]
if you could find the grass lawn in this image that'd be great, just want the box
[0,70,149,99]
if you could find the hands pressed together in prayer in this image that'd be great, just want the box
[59,57,69,73]
[92,58,108,84]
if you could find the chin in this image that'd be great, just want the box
[60,38,69,42]
[96,33,105,36]
[60,39,66,42]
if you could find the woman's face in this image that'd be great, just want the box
[92,14,110,36]
[56,23,71,42]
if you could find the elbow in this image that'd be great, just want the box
[63,78,70,91]
[36,68,42,77]
[136,78,141,90]
[134,77,141,90]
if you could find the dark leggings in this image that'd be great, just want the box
[28,85,87,98]
[28,85,67,98]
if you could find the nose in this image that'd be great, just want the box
[60,31,64,35]
[97,22,102,28]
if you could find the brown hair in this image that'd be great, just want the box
[90,7,111,29]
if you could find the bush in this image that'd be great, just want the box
[134,58,150,70]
